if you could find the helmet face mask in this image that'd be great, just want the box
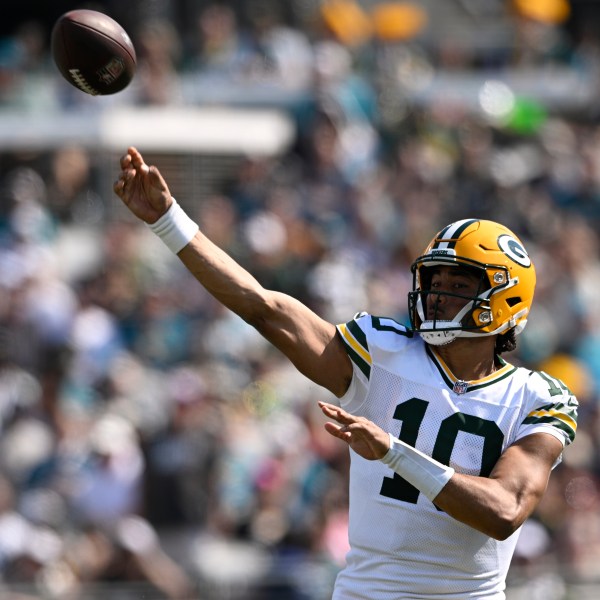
[410,263,492,336]
[408,219,536,346]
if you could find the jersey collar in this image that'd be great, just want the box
[425,345,517,394]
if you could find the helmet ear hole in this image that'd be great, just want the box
[507,297,521,307]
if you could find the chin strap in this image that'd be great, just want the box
[417,293,480,346]
[419,308,529,345]
[418,322,461,346]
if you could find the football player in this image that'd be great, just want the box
[114,147,577,600]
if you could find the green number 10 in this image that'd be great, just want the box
[380,398,504,504]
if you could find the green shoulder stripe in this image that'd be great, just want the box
[337,322,371,380]
[340,338,371,380]
[522,401,577,443]
[347,319,369,352]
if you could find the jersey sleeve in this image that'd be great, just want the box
[515,370,578,447]
[336,312,413,412]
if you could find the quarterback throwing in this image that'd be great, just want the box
[114,148,577,600]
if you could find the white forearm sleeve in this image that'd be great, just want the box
[380,433,455,501]
[147,198,199,254]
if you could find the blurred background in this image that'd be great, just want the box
[1,0,600,598]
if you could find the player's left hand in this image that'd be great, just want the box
[319,402,390,460]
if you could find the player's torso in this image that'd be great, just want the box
[359,339,529,477]
[338,330,532,598]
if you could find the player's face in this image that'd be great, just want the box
[426,266,483,321]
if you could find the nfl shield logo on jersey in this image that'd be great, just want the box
[453,380,469,395]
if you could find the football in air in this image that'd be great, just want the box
[51,9,136,95]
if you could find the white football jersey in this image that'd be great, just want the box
[333,313,577,600]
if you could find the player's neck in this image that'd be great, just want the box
[431,336,498,382]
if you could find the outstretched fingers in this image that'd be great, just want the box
[319,402,357,442]
[113,168,134,201]
[323,421,352,441]
[128,146,149,174]
[318,401,355,425]
[318,401,390,459]
[119,151,132,170]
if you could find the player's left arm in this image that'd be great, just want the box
[319,402,565,541]
[434,432,563,540]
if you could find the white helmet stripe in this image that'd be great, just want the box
[431,219,478,252]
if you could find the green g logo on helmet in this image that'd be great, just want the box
[497,234,531,268]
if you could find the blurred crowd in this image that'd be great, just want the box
[2,1,600,598]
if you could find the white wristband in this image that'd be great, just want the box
[380,433,454,501]
[147,198,199,254]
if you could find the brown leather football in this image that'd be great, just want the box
[51,9,136,96]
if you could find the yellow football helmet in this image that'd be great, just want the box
[408,219,536,346]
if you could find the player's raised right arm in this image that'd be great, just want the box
[114,147,353,398]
